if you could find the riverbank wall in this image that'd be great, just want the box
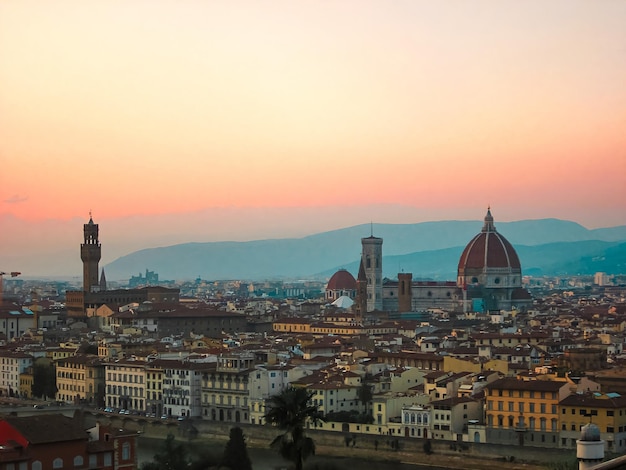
[92,414,577,469]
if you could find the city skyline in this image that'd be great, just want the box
[1,1,625,275]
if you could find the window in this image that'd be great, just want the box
[104,453,112,466]
[53,458,63,469]
[89,455,97,467]
[73,456,83,467]
[32,462,42,470]
[122,442,131,460]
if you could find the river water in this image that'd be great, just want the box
[137,436,447,470]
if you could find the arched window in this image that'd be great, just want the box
[53,458,63,469]
[32,461,43,470]
[74,455,84,467]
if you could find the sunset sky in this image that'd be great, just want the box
[1,1,625,272]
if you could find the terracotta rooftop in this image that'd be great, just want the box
[2,414,87,445]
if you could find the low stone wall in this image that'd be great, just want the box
[94,414,575,467]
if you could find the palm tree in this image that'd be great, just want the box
[264,386,322,470]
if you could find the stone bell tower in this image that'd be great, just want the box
[361,231,383,312]
[81,213,101,293]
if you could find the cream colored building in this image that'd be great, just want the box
[201,352,254,423]
[0,351,33,397]
[249,364,311,425]
[104,358,148,412]
[55,354,105,406]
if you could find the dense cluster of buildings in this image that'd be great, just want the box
[1,210,626,468]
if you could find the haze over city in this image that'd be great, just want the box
[1,1,625,275]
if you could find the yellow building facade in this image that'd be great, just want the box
[559,392,626,453]
[55,354,105,405]
[485,377,570,448]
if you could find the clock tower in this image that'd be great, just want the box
[80,214,101,293]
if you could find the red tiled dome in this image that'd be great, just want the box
[458,209,521,272]
[327,269,356,291]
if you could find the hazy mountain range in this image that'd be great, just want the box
[103,219,626,281]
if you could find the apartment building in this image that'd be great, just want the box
[201,353,254,423]
[55,354,105,405]
[249,364,310,425]
[0,414,138,470]
[104,359,148,412]
[0,351,33,397]
[559,392,626,453]
[428,396,483,441]
[145,361,164,417]
[485,377,571,447]
[157,359,213,418]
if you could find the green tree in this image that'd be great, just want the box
[220,427,252,470]
[32,361,57,399]
[141,434,188,470]
[264,387,322,470]
[357,382,373,416]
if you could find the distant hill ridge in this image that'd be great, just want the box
[104,218,626,281]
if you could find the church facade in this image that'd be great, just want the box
[346,209,532,315]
